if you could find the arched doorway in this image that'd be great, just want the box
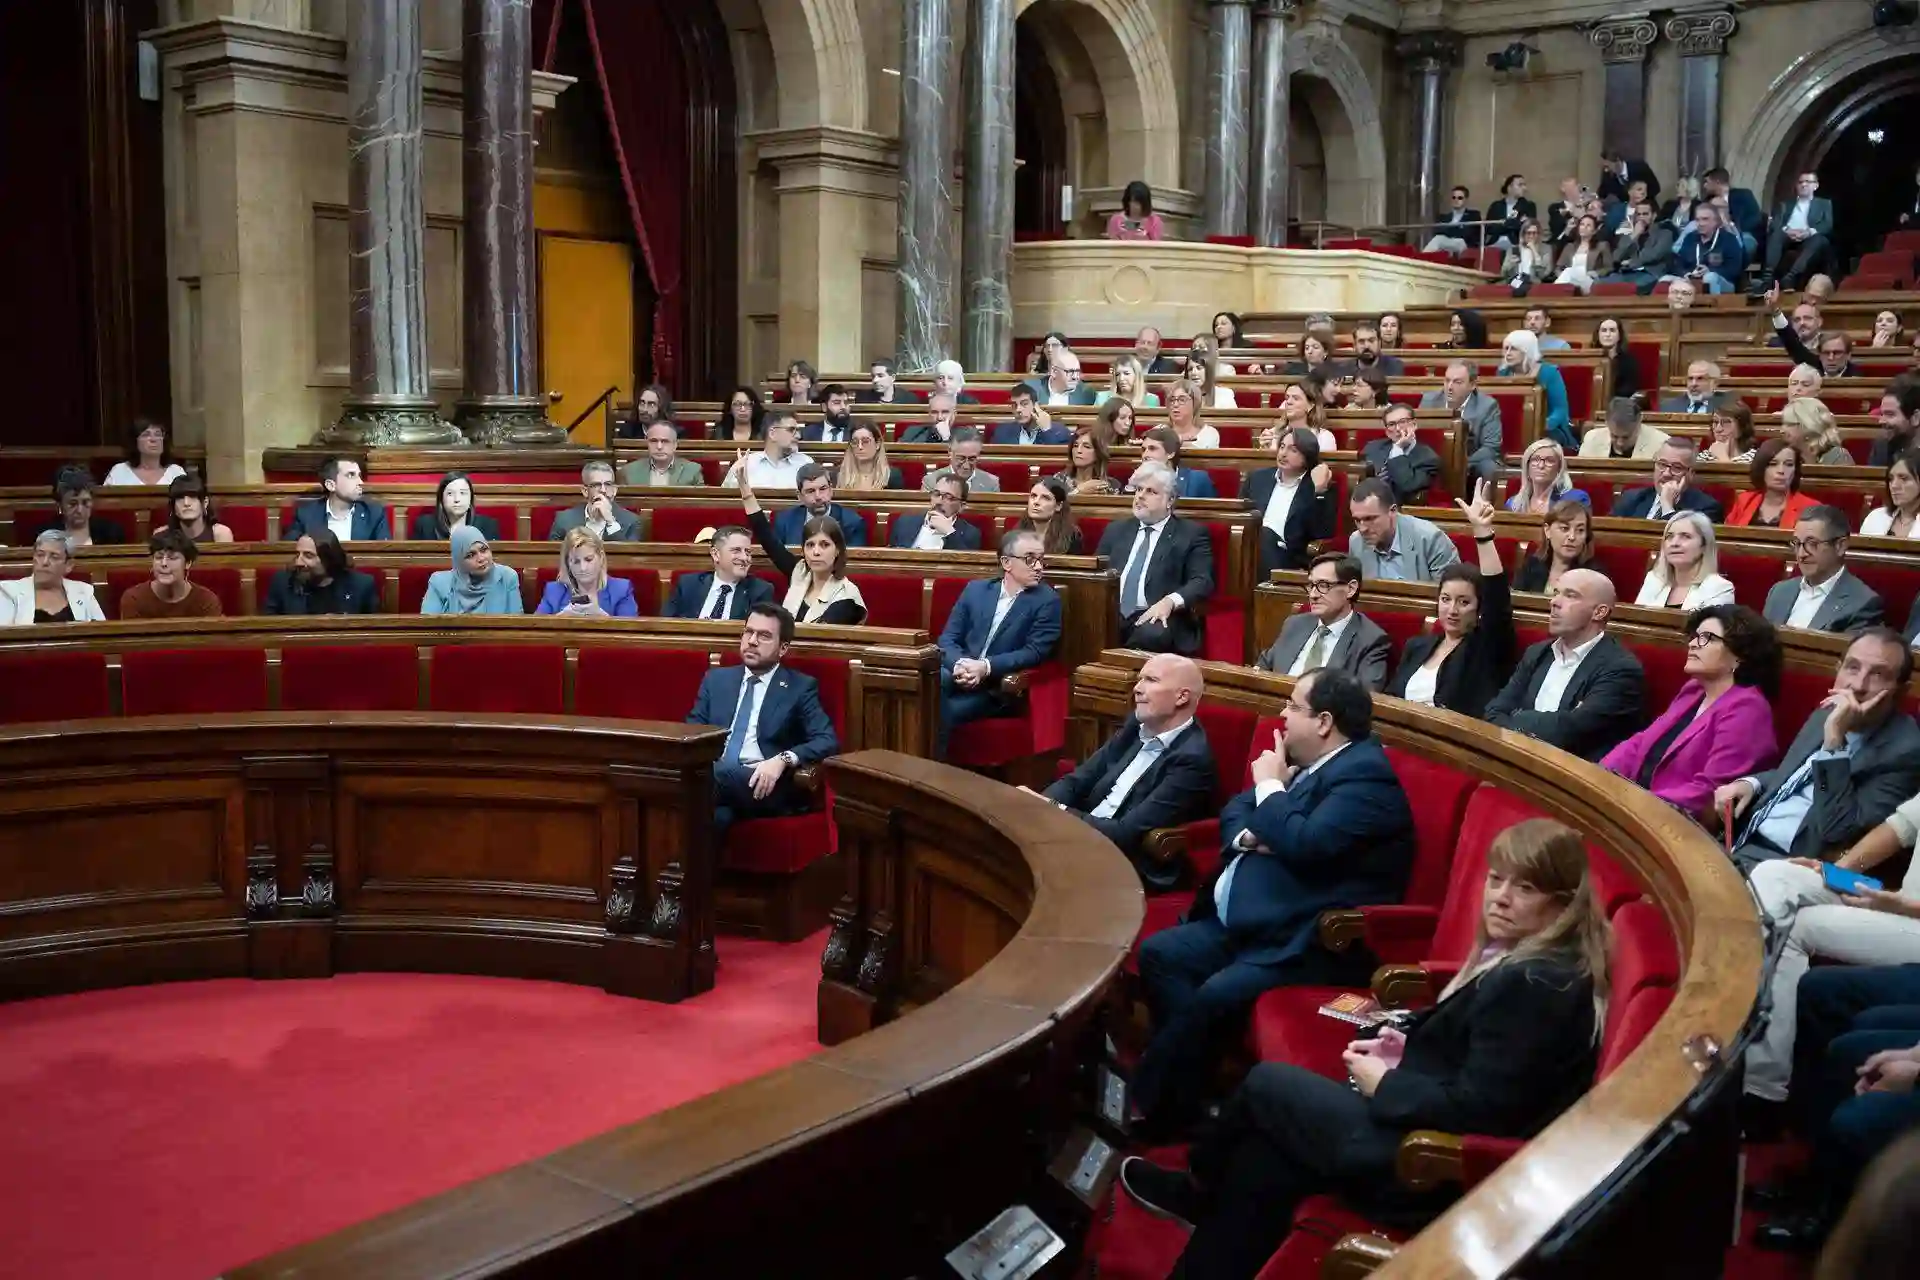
[1289,96,1327,225]
[1777,61,1920,268]
[1015,21,1069,237]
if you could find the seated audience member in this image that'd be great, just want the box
[1346,477,1461,582]
[991,385,1070,446]
[1419,360,1504,484]
[1758,172,1837,291]
[420,527,522,615]
[106,417,187,487]
[1134,324,1183,376]
[1635,512,1736,610]
[1810,331,1861,380]
[1729,439,1819,528]
[1786,364,1825,405]
[1347,321,1403,376]
[1661,201,1744,294]
[1093,354,1161,410]
[779,359,816,405]
[285,457,388,542]
[1106,180,1165,240]
[1122,819,1608,1273]
[921,426,999,494]
[1870,307,1905,346]
[548,460,641,541]
[1019,350,1094,407]
[1514,499,1597,594]
[1390,484,1518,715]
[1348,369,1391,411]
[1247,427,1336,575]
[686,604,839,842]
[1603,604,1781,815]
[1445,308,1489,350]
[712,385,766,442]
[1129,668,1417,1129]
[1606,202,1675,291]
[1871,383,1920,468]
[1862,449,1920,539]
[1262,379,1337,454]
[1660,359,1723,414]
[722,412,813,490]
[799,383,856,445]
[1763,506,1886,633]
[1094,395,1139,448]
[774,463,869,547]
[119,528,223,618]
[1522,305,1571,351]
[1136,426,1220,500]
[836,422,901,491]
[1423,184,1480,255]
[1716,627,1920,873]
[166,473,233,544]
[1485,172,1535,250]
[1506,438,1589,515]
[1591,316,1640,399]
[736,467,867,626]
[1100,463,1214,655]
[855,358,922,406]
[0,531,106,624]
[1701,399,1758,463]
[613,382,672,439]
[1185,343,1237,411]
[49,467,126,548]
[264,531,379,615]
[1165,378,1222,450]
[626,420,705,487]
[1257,552,1391,689]
[409,471,501,540]
[1362,404,1442,506]
[1375,312,1404,349]
[1284,328,1338,379]
[1664,277,1699,312]
[1056,426,1116,496]
[1581,395,1671,460]
[1703,166,1763,254]
[1018,476,1084,554]
[1028,332,1071,378]
[890,473,982,551]
[900,390,961,444]
[534,528,637,618]
[1039,653,1214,888]
[1485,566,1645,761]
[935,529,1063,755]
[1499,219,1554,292]
[664,525,774,620]
[1781,397,1854,465]
[1553,212,1612,293]
[1614,437,1727,522]
[933,358,983,406]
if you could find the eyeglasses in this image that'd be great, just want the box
[1008,553,1046,568]
[1790,536,1839,553]
[1305,579,1345,595]
[1653,461,1692,477]
[1687,631,1726,648]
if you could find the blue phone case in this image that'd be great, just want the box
[1822,863,1884,895]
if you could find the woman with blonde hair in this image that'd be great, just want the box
[1780,397,1853,465]
[1635,511,1735,610]
[1055,426,1114,495]
[836,421,901,490]
[535,527,639,616]
[1506,439,1591,515]
[1786,364,1825,404]
[1096,353,1161,408]
[1165,378,1221,449]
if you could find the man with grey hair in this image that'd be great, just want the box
[932,358,982,406]
[1020,348,1098,407]
[1418,360,1504,483]
[1613,435,1725,521]
[934,526,1064,756]
[1485,567,1645,761]
[1135,325,1181,375]
[1658,360,1723,415]
[1581,394,1672,459]
[921,426,1000,493]
[1096,462,1214,654]
[901,390,961,444]
[549,458,642,540]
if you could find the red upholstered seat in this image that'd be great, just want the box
[722,812,833,873]
[1625,640,1689,728]
[217,505,271,542]
[958,512,995,546]
[1590,281,1640,296]
[193,568,243,617]
[1581,478,1616,515]
[397,566,436,614]
[1201,466,1242,498]
[1213,425,1256,449]
[1365,606,1432,663]
[1586,848,1642,917]
[894,460,927,489]
[979,460,1033,492]
[1078,515,1111,551]
[1589,541,1651,595]
[612,568,661,615]
[1845,558,1920,628]
[530,505,566,541]
[1382,750,1480,911]
[1600,984,1676,1079]
[428,645,565,714]
[0,651,110,723]
[576,646,714,720]
[852,573,926,629]
[1777,668,1833,750]
[649,504,739,545]
[122,647,269,716]
[1469,283,1511,300]
[281,645,419,711]
[1530,282,1576,297]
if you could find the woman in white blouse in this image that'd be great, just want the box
[1164,379,1220,450]
[1861,451,1920,539]
[104,418,187,487]
[0,531,107,624]
[1634,512,1735,610]
[1258,382,1338,453]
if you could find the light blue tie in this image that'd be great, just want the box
[1121,525,1156,616]
[722,674,760,766]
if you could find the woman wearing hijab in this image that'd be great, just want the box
[535,527,638,617]
[421,525,524,614]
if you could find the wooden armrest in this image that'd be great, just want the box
[1140,827,1188,867]
[792,764,821,793]
[1323,1232,1399,1278]
[1394,1130,1465,1192]
[1371,964,1438,1009]
[1317,907,1367,953]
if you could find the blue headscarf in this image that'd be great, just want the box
[445,525,518,614]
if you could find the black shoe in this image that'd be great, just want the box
[1119,1156,1199,1227]
[1744,1177,1807,1213]
[1755,1209,1830,1253]
[1740,1095,1789,1142]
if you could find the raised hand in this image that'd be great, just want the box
[1454,477,1496,535]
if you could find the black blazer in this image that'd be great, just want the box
[285,499,390,542]
[1612,485,1725,524]
[1387,571,1518,721]
[1484,633,1646,762]
[1043,714,1217,888]
[1485,196,1537,244]
[407,511,502,541]
[853,388,923,406]
[1360,440,1442,508]
[262,568,380,616]
[1244,468,1337,576]
[889,513,983,551]
[745,510,866,626]
[664,571,775,620]
[1096,516,1215,655]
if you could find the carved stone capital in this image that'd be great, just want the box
[319,395,464,448]
[454,397,572,449]
[1589,17,1659,64]
[1663,10,1737,58]
[1253,0,1300,21]
[1396,30,1463,73]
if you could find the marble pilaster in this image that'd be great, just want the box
[323,0,460,446]
[1397,32,1460,232]
[896,0,956,372]
[1248,1,1296,248]
[1665,10,1737,182]
[1203,0,1254,238]
[1588,17,1659,169]
[959,0,1015,374]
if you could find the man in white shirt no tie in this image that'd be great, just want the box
[722,411,813,490]
[1763,506,1886,634]
[1484,569,1647,761]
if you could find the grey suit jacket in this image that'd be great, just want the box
[1419,390,1503,479]
[1256,610,1392,691]
[1738,710,1920,863]
[548,503,643,541]
[1762,571,1886,634]
[1347,514,1461,584]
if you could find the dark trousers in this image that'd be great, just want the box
[1790,965,1920,1134]
[713,764,799,845]
[1765,230,1833,284]
[936,672,1012,759]
[1806,1022,1920,1212]
[1121,611,1200,656]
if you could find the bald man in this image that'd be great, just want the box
[1038,653,1218,889]
[1484,568,1646,761]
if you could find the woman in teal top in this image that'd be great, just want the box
[422,525,524,614]
[1497,329,1575,451]
[1092,354,1162,408]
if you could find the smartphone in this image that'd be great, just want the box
[1822,863,1884,895]
[569,591,591,607]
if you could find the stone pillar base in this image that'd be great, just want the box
[318,395,465,447]
[455,396,573,448]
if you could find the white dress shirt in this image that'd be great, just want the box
[729,664,781,764]
[1786,572,1841,629]
[699,573,748,619]
[1533,632,1606,712]
[1046,386,1072,406]
[1786,199,1812,234]
[725,450,814,490]
[981,586,1021,657]
[326,503,355,544]
[1288,612,1353,678]
[913,518,949,551]
[1089,718,1194,819]
[1744,736,1861,854]
[1261,473,1302,538]
[1215,742,1352,919]
[1860,508,1920,539]
[1402,661,1440,707]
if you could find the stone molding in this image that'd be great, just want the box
[1664,10,1737,58]
[1588,17,1660,65]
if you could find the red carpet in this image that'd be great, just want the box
[0,933,825,1279]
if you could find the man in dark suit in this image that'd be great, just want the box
[988,385,1071,446]
[1613,438,1727,523]
[263,530,379,615]
[686,604,840,841]
[853,359,923,407]
[1343,321,1403,377]
[936,528,1064,756]
[1135,326,1183,376]
[1485,569,1645,761]
[284,457,390,542]
[1763,508,1885,634]
[1135,428,1219,499]
[1759,172,1838,291]
[1657,360,1723,414]
[1130,668,1416,1125]
[664,525,776,619]
[1256,553,1391,690]
[1421,185,1480,255]
[774,464,869,547]
[799,384,857,445]
[1097,463,1215,656]
[889,473,982,551]
[548,460,643,541]
[1703,166,1762,255]
[1598,152,1659,207]
[1715,628,1920,874]
[898,392,961,445]
[1359,404,1440,506]
[1039,653,1216,888]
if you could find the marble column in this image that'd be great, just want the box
[455,0,564,447]
[959,0,1015,374]
[897,0,956,371]
[1248,1,1296,248]
[1397,32,1461,232]
[1665,10,1738,182]
[1587,17,1659,168]
[1203,0,1253,238]
[322,0,461,446]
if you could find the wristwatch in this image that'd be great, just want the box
[778,751,799,768]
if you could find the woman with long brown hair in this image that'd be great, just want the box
[1055,426,1114,496]
[1017,476,1084,555]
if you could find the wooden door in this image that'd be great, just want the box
[538,235,634,446]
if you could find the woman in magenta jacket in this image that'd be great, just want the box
[1601,603,1782,820]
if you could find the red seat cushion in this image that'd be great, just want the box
[1599,984,1675,1079]
[217,504,271,542]
[1126,891,1196,975]
[530,506,565,541]
[929,576,971,636]
[1382,749,1479,909]
[1196,704,1260,809]
[1418,785,1549,963]
[850,573,925,629]
[722,811,833,873]
[978,461,1033,493]
[649,504,739,545]
[397,566,436,615]
[948,662,1071,763]
[0,651,109,723]
[782,655,850,742]
[1249,985,1367,1076]
[280,645,419,711]
[192,568,243,617]
[575,646,714,720]
[428,645,565,714]
[122,648,269,716]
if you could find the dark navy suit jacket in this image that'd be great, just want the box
[937,579,1062,678]
[284,499,390,542]
[1611,485,1726,524]
[773,501,869,547]
[889,514,983,551]
[687,664,839,766]
[1190,736,1416,966]
[989,422,1073,446]
[664,572,774,620]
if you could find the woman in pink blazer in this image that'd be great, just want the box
[1602,604,1783,819]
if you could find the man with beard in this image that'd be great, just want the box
[614,383,673,439]
[263,530,380,614]
[800,383,857,444]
